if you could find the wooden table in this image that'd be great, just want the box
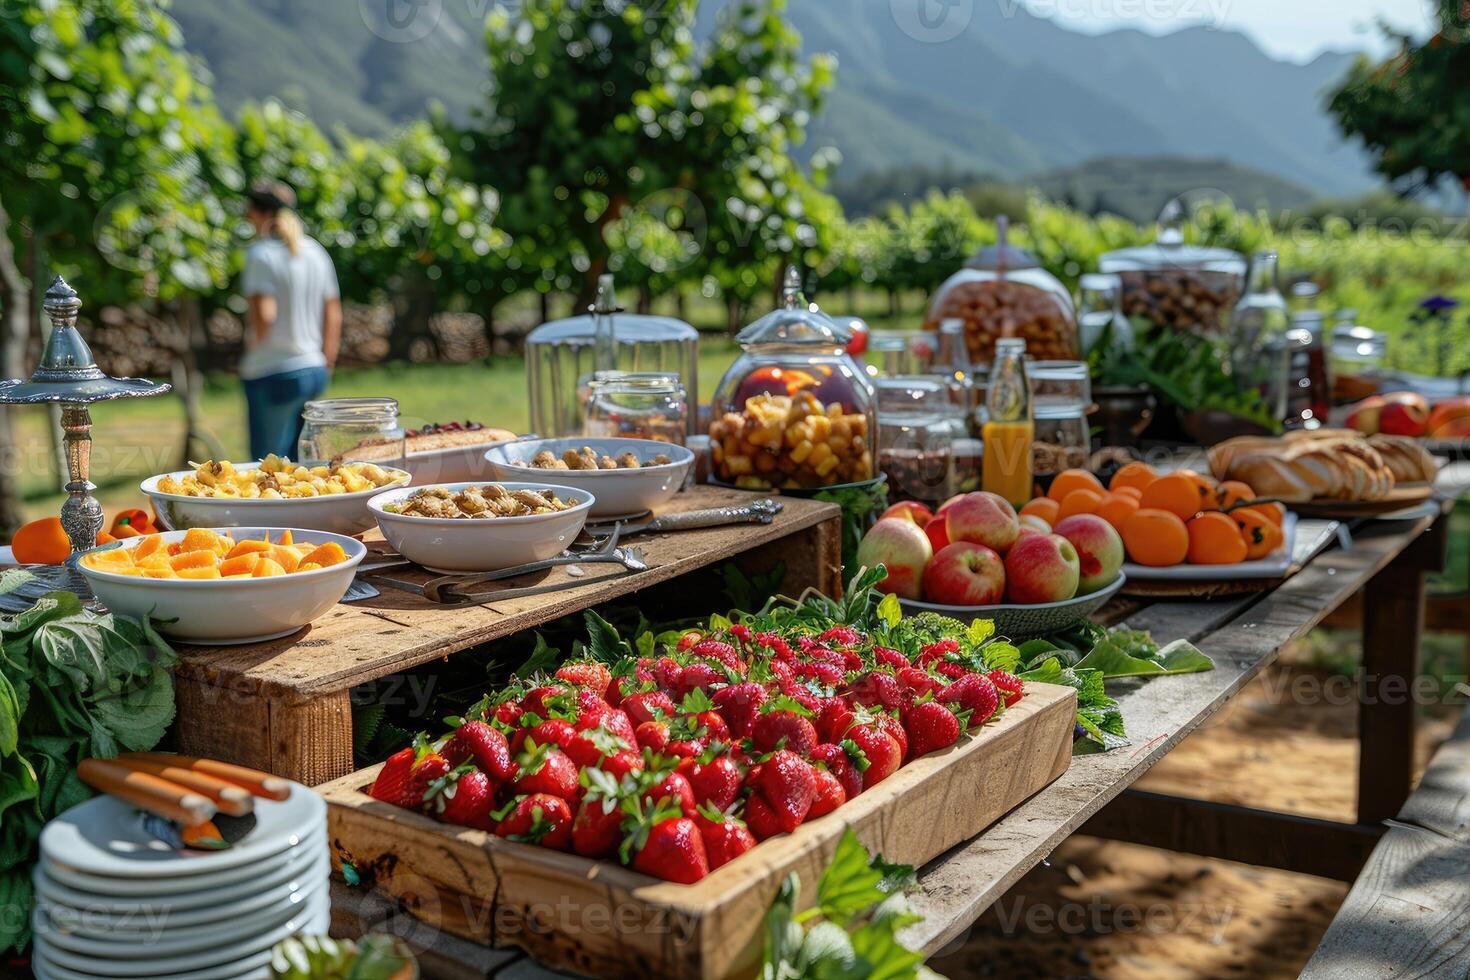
[328,504,1451,978]
[169,486,842,786]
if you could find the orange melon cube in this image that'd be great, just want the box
[89,548,136,569]
[218,553,262,577]
[170,550,219,572]
[267,546,301,573]
[143,566,179,579]
[224,538,273,560]
[138,555,174,572]
[176,566,223,580]
[253,557,286,578]
[299,542,348,568]
[180,528,227,554]
[133,535,166,559]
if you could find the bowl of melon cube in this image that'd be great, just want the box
[77,527,367,645]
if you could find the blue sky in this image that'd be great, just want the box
[1028,0,1436,62]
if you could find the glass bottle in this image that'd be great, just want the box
[931,317,980,424]
[298,397,405,467]
[584,372,690,445]
[1229,251,1292,423]
[591,273,620,378]
[1287,281,1331,428]
[981,338,1034,508]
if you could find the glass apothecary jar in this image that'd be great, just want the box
[709,267,877,490]
[876,377,970,504]
[1032,406,1091,478]
[298,397,405,467]
[584,372,689,445]
[526,274,699,438]
[1030,361,1091,415]
[923,216,1079,365]
[1098,203,1246,338]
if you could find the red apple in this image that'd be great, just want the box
[937,494,966,515]
[923,542,1005,607]
[1003,533,1080,604]
[1053,514,1125,595]
[881,501,934,528]
[925,514,951,552]
[1429,398,1470,437]
[945,492,1021,555]
[856,517,933,600]
[1345,395,1385,435]
[1019,514,1052,534]
[1379,399,1429,437]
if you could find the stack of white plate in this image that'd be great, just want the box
[31,783,328,980]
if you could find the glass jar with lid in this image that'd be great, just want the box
[298,397,405,468]
[709,267,877,490]
[526,273,699,439]
[1098,202,1247,338]
[1032,407,1091,478]
[923,216,1079,366]
[1029,360,1091,415]
[876,377,972,504]
[584,372,689,445]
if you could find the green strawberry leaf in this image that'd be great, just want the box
[812,830,886,928]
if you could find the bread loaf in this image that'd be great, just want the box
[1209,431,1397,502]
[1368,434,1439,485]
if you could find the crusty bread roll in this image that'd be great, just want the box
[1368,434,1439,485]
[1227,455,1314,502]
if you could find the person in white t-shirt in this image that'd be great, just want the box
[240,179,341,459]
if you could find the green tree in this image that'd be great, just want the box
[0,0,237,532]
[1329,1,1470,193]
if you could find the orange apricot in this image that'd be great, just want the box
[1019,497,1062,525]
[1187,512,1249,565]
[1214,480,1255,511]
[1121,508,1190,567]
[170,550,218,572]
[1057,488,1105,520]
[299,541,348,568]
[133,535,166,560]
[1109,461,1159,494]
[1139,472,1211,522]
[1238,501,1285,528]
[1095,492,1141,533]
[180,528,227,554]
[253,557,287,578]
[218,553,261,577]
[1047,468,1106,503]
[1234,508,1285,560]
[267,546,301,574]
[224,538,273,560]
[1113,485,1144,502]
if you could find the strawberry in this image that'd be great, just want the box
[819,626,863,649]
[744,792,786,841]
[636,719,670,754]
[988,669,1025,707]
[605,674,640,708]
[555,661,612,699]
[874,646,912,671]
[369,738,449,810]
[906,700,962,758]
[676,661,725,697]
[695,710,731,744]
[713,682,768,738]
[600,748,644,782]
[728,623,753,645]
[933,658,973,681]
[942,673,1000,727]
[676,631,702,651]
[810,742,866,801]
[793,660,843,688]
[643,770,697,816]
[876,712,909,760]
[694,804,757,869]
[807,767,847,818]
[654,656,685,693]
[492,699,523,731]
[572,769,632,858]
[626,808,710,884]
[599,708,638,744]
[571,688,610,728]
[494,793,573,850]
[755,749,816,833]
[512,740,579,800]
[622,690,676,726]
[521,684,570,718]
[442,721,516,783]
[564,724,632,770]
[691,639,742,673]
[917,638,960,667]
[751,697,819,756]
[755,632,795,661]
[427,766,496,831]
[846,724,901,789]
[767,658,796,690]
[677,746,743,810]
[513,717,577,755]
[896,666,942,702]
[847,670,903,712]
[815,696,855,743]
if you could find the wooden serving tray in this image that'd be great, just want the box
[1292,484,1435,519]
[320,682,1077,980]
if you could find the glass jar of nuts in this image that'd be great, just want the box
[923,216,1080,366]
[709,267,877,490]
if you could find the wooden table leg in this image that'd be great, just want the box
[1358,518,1447,824]
[173,674,355,786]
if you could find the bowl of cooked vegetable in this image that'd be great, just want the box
[367,482,594,574]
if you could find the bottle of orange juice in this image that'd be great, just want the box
[981,338,1034,508]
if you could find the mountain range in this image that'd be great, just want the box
[169,0,1377,198]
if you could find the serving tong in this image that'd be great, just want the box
[354,498,783,607]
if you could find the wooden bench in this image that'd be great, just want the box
[1301,700,1470,978]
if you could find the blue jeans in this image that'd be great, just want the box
[244,366,329,460]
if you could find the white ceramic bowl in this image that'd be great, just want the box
[141,463,410,536]
[402,429,519,485]
[483,437,694,519]
[76,528,366,645]
[368,482,594,574]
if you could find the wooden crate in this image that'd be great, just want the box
[320,682,1077,980]
[168,486,842,786]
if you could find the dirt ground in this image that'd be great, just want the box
[931,644,1459,980]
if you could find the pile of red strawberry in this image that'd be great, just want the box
[369,623,1025,884]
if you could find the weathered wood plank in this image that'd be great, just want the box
[901,510,1443,955]
[1399,703,1470,843]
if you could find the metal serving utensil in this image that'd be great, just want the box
[587,498,783,538]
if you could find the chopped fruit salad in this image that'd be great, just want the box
[156,455,406,498]
[81,528,351,580]
[369,601,1026,884]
